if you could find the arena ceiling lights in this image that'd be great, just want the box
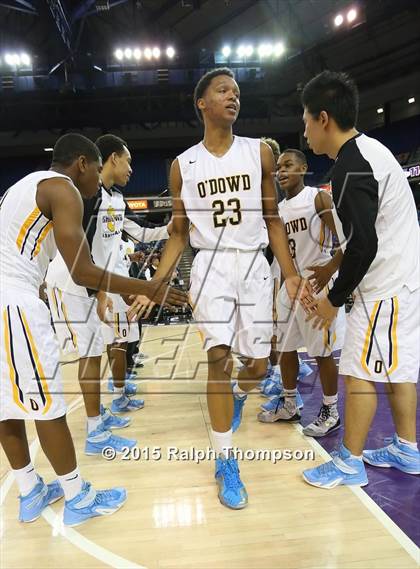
[114,46,176,63]
[218,41,285,64]
[333,6,361,28]
[0,52,31,68]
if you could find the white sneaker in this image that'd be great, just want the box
[258,398,301,423]
[302,404,341,437]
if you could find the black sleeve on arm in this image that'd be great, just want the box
[328,150,379,307]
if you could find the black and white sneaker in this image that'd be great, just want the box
[302,404,341,437]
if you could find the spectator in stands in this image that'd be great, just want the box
[144,255,160,280]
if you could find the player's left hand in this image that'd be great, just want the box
[306,296,338,330]
[284,275,314,313]
[126,294,155,321]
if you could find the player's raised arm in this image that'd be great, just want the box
[40,177,186,307]
[152,159,190,282]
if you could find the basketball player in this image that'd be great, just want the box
[152,68,311,509]
[46,135,170,455]
[300,71,420,487]
[103,235,141,399]
[258,148,344,437]
[0,133,186,525]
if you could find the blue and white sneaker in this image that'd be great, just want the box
[298,360,313,378]
[126,371,137,381]
[111,395,144,414]
[215,454,248,509]
[100,404,131,430]
[19,476,64,523]
[260,390,304,412]
[107,378,137,396]
[302,444,368,489]
[85,424,136,456]
[232,394,247,433]
[363,434,420,475]
[262,379,284,398]
[63,481,126,527]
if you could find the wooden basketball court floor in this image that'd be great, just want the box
[1,323,419,569]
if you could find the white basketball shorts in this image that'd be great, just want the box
[1,286,67,421]
[189,249,273,359]
[47,287,103,358]
[339,286,419,383]
[275,283,345,357]
[101,293,139,345]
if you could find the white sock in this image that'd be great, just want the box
[212,429,233,458]
[323,394,338,406]
[232,383,247,398]
[284,388,297,408]
[58,467,83,501]
[272,364,280,374]
[13,462,39,496]
[350,453,363,460]
[397,435,418,450]
[87,414,102,435]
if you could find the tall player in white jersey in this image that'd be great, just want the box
[152,68,311,509]
[258,148,344,436]
[0,133,186,526]
[301,71,420,488]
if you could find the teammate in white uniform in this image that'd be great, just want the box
[152,68,311,509]
[102,236,141,395]
[301,71,420,488]
[0,133,186,525]
[258,149,344,436]
[46,135,170,454]
[102,237,139,346]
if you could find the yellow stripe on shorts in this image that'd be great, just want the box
[360,301,381,376]
[19,308,53,415]
[3,308,28,413]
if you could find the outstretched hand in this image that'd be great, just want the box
[128,278,188,321]
[284,275,314,313]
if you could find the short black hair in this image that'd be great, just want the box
[52,133,100,167]
[193,67,235,122]
[301,70,359,131]
[95,134,128,163]
[281,148,308,166]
